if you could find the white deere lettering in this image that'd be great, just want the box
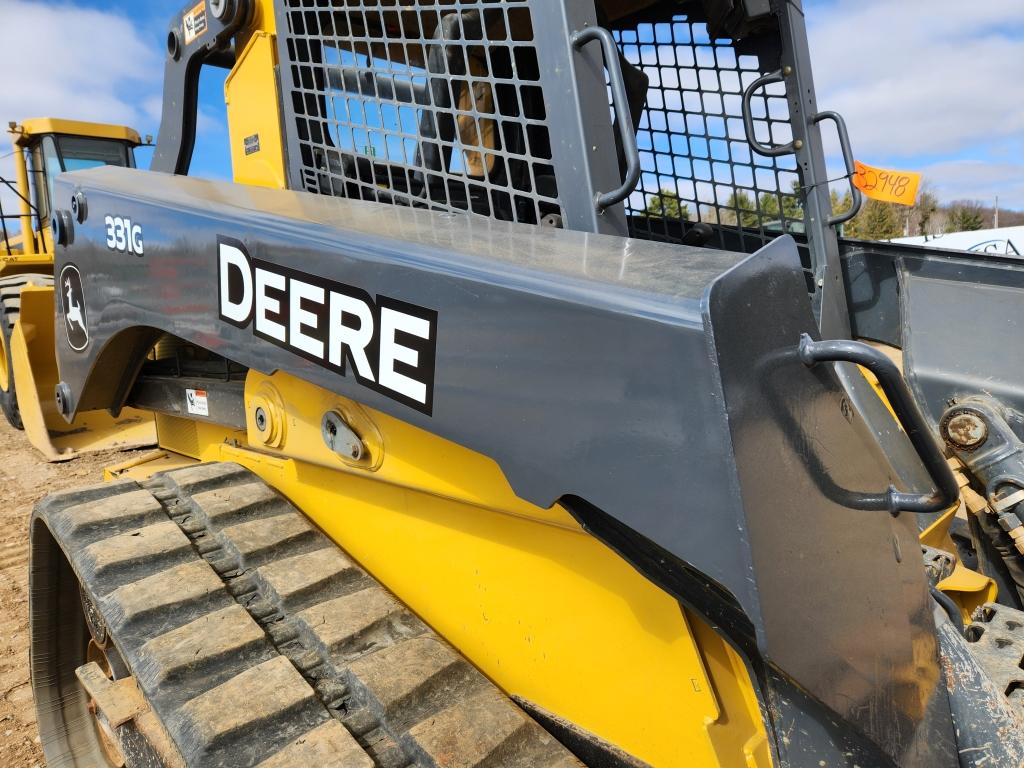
[289,277,325,358]
[219,243,253,324]
[216,240,436,413]
[379,307,430,405]
[328,291,375,381]
[254,267,287,342]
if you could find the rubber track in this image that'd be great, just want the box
[36,462,583,768]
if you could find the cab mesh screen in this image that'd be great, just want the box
[612,13,803,253]
[278,0,561,226]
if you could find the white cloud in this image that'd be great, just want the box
[2,0,1020,223]
[806,0,1024,207]
[921,158,1024,207]
[0,0,162,126]
[0,0,163,236]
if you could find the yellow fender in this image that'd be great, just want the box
[11,285,156,461]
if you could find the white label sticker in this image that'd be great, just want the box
[185,388,209,417]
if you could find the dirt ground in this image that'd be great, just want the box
[0,418,147,767]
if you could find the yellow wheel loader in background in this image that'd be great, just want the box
[22,1,1024,767]
[1,118,156,458]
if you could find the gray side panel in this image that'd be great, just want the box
[705,243,957,765]
[899,255,1024,424]
[840,240,1024,427]
[841,244,903,346]
[54,167,755,622]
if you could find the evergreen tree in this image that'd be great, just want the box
[758,180,803,229]
[830,189,847,213]
[644,190,690,221]
[845,199,902,240]
[831,189,859,238]
[722,191,758,227]
[945,200,985,232]
[831,189,853,220]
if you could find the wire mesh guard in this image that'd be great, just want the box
[613,13,803,252]
[278,0,561,226]
[278,1,810,257]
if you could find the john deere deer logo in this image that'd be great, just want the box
[59,264,89,351]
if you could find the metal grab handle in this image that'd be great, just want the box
[812,111,863,226]
[571,26,641,211]
[741,70,799,157]
[798,335,959,516]
[742,75,864,228]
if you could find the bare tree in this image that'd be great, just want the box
[913,186,939,235]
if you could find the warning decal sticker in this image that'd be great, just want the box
[186,388,209,417]
[183,1,208,45]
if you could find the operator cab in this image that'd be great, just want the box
[3,119,141,254]
[20,118,141,222]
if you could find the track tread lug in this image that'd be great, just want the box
[295,588,424,662]
[217,514,322,568]
[189,481,291,526]
[151,462,252,495]
[135,604,273,701]
[36,479,142,523]
[102,559,231,638]
[174,656,328,765]
[257,720,375,768]
[406,689,574,768]
[254,546,364,613]
[359,727,412,768]
[50,488,166,545]
[78,520,193,595]
[346,636,484,733]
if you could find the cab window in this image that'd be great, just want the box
[35,135,135,220]
[38,136,61,220]
[57,136,133,171]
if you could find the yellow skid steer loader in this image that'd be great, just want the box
[23,1,1024,767]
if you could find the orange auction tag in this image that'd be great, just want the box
[852,161,921,206]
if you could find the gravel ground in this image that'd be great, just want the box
[0,417,147,767]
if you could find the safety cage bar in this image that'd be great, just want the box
[273,0,858,326]
[0,170,47,257]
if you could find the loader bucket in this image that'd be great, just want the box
[10,285,155,461]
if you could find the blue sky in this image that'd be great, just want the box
[2,0,1022,210]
